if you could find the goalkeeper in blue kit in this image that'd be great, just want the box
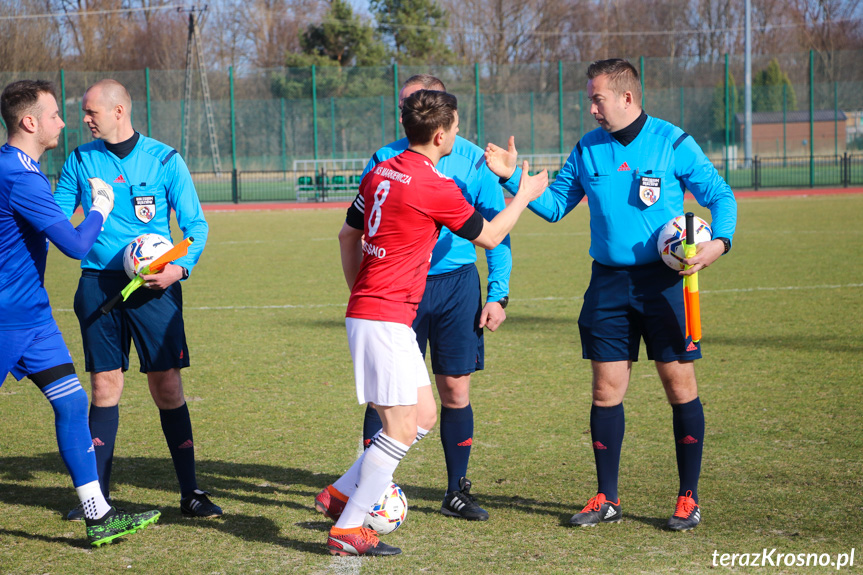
[486,59,737,531]
[0,80,159,546]
[53,79,220,521]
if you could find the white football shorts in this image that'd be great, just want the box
[346,317,431,406]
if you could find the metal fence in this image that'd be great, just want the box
[721,153,863,190]
[3,49,862,200]
[188,152,863,204]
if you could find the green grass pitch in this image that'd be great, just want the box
[1,194,862,574]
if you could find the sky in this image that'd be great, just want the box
[348,0,373,17]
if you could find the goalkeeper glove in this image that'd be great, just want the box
[88,177,115,221]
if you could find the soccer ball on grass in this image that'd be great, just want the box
[363,482,407,535]
[123,233,173,279]
[657,215,712,271]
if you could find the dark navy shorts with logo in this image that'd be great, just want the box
[578,260,702,363]
[413,263,484,376]
[74,269,190,374]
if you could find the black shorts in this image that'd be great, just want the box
[73,270,190,373]
[413,263,484,375]
[578,260,702,362]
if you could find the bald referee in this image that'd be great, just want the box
[54,79,219,521]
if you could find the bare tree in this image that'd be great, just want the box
[210,0,326,71]
[442,0,545,70]
[751,0,800,57]
[43,0,186,70]
[52,0,126,69]
[789,0,863,79]
[0,0,64,72]
[685,0,743,62]
[6,0,863,77]
[117,9,188,70]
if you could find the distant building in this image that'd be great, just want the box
[735,110,847,156]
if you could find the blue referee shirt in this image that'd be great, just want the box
[54,134,208,274]
[502,115,737,267]
[362,135,512,303]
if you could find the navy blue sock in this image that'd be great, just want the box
[362,404,382,450]
[89,404,119,498]
[440,404,473,494]
[590,403,625,503]
[672,397,704,502]
[159,403,198,498]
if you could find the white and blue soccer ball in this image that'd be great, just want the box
[363,482,408,535]
[657,215,712,271]
[123,233,173,279]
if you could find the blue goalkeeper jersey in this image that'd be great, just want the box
[502,115,737,267]
[54,134,208,274]
[362,135,512,302]
[0,144,69,329]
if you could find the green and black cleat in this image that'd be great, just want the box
[86,507,161,547]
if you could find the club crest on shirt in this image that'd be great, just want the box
[133,196,156,223]
[638,176,661,206]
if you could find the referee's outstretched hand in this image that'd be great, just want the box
[485,136,518,179]
[517,160,548,203]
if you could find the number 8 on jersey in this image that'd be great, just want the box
[367,181,390,237]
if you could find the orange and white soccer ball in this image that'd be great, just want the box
[657,215,712,271]
[122,233,172,279]
[363,483,408,535]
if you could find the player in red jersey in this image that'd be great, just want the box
[324,90,547,557]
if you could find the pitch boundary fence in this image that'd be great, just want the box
[136,152,863,203]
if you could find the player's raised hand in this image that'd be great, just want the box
[485,136,518,179]
[472,159,548,250]
[516,161,548,202]
[88,177,115,221]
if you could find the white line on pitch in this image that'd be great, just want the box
[705,282,863,294]
[51,283,862,314]
[512,282,863,299]
[191,303,347,310]
[50,302,347,312]
[214,237,334,244]
[328,556,361,575]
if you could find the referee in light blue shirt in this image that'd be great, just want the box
[354,75,511,521]
[54,79,220,521]
[486,59,737,532]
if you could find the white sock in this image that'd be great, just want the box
[333,430,380,497]
[415,426,429,443]
[75,480,112,520]
[335,433,409,529]
[333,427,428,498]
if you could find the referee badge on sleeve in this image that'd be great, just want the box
[133,196,156,223]
[638,176,661,207]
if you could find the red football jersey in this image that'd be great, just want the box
[347,150,477,325]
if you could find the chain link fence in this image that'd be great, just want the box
[2,49,862,202]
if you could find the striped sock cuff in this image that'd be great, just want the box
[414,426,430,444]
[42,374,85,403]
[373,433,409,462]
